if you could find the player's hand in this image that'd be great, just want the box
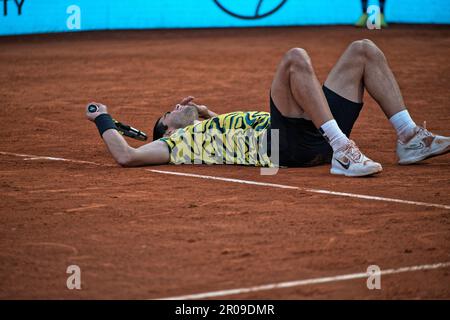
[86,102,108,121]
[179,96,209,118]
[179,96,195,105]
[193,104,210,118]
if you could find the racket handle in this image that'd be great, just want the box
[114,121,148,141]
[88,104,99,113]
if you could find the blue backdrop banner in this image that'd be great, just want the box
[1,0,449,36]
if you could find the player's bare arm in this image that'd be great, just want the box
[85,102,169,167]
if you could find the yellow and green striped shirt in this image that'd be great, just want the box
[160,111,272,167]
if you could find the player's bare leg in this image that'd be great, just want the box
[271,47,382,176]
[271,48,333,128]
[325,39,404,119]
[325,39,449,164]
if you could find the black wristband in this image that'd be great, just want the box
[94,114,117,137]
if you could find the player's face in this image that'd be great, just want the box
[162,104,198,130]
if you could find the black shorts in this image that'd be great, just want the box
[269,86,363,167]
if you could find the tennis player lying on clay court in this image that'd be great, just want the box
[86,39,450,177]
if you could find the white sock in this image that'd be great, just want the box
[389,110,416,142]
[320,119,350,152]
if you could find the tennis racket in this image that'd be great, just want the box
[88,104,148,141]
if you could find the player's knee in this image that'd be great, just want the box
[348,39,368,57]
[284,48,313,74]
[350,39,385,61]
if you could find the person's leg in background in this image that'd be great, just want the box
[355,0,368,27]
[270,48,383,176]
[324,39,450,165]
[355,0,388,28]
[379,0,388,27]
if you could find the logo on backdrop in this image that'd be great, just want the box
[2,0,25,16]
[213,0,288,20]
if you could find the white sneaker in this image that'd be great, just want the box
[397,122,450,165]
[331,140,383,177]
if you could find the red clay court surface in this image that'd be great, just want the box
[0,26,449,299]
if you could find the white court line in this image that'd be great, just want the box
[148,169,450,210]
[0,151,103,166]
[149,169,299,190]
[1,151,449,210]
[157,261,450,300]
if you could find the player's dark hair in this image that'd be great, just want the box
[152,116,168,141]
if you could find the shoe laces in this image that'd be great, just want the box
[343,140,362,162]
[416,121,434,139]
